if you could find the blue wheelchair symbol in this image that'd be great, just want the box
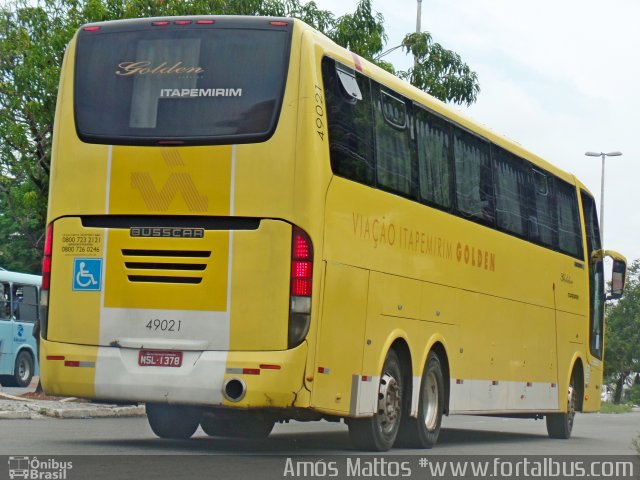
[17,325,24,337]
[73,258,103,291]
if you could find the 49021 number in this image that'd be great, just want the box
[146,318,182,332]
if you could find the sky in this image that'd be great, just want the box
[314,0,640,263]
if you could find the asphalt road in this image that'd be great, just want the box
[2,411,638,480]
[2,378,639,479]
[1,411,638,455]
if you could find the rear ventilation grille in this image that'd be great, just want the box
[127,275,202,284]
[124,262,206,271]
[122,249,210,258]
[122,249,211,284]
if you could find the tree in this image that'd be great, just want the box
[0,0,480,273]
[0,1,72,272]
[398,32,480,106]
[604,259,640,403]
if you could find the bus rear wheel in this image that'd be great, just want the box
[146,403,202,439]
[348,350,403,451]
[14,351,34,388]
[546,371,579,439]
[0,351,34,388]
[397,351,444,448]
[200,411,275,438]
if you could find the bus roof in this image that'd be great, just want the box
[0,269,42,287]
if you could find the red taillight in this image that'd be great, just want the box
[42,223,53,290]
[196,20,215,25]
[289,226,313,348]
[291,267,312,296]
[270,21,289,27]
[293,233,311,259]
[291,228,313,297]
[83,26,101,32]
[152,21,170,26]
[174,20,192,25]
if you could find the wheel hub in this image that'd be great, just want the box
[377,373,401,435]
[18,359,28,381]
[423,370,439,431]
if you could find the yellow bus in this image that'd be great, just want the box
[41,15,626,451]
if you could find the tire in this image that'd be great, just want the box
[397,351,444,448]
[546,370,579,439]
[13,350,34,388]
[348,350,404,451]
[146,403,202,439]
[200,411,275,438]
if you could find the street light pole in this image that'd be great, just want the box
[584,151,622,243]
[415,0,422,69]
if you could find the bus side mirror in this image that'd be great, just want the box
[609,259,626,300]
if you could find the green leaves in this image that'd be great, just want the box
[398,32,480,106]
[328,0,386,61]
[604,259,640,402]
[0,0,64,272]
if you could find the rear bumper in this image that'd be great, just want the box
[41,339,308,408]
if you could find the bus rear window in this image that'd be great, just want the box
[74,19,292,145]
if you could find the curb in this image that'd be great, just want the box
[0,410,33,419]
[0,399,146,420]
[43,405,146,419]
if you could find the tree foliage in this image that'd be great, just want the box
[0,0,479,273]
[604,259,640,403]
[0,0,74,272]
[398,32,480,106]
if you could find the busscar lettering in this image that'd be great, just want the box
[159,88,243,98]
[130,227,204,238]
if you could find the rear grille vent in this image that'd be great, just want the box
[122,249,211,284]
[122,249,210,258]
[124,262,206,271]
[127,275,202,284]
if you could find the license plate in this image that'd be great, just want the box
[138,350,183,368]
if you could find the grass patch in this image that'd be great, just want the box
[599,402,633,414]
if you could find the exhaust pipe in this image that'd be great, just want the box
[223,378,246,402]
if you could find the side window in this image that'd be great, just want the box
[0,283,10,319]
[529,169,558,249]
[415,106,452,209]
[16,285,38,323]
[493,147,529,238]
[453,127,494,224]
[373,85,413,196]
[581,191,604,359]
[556,180,583,258]
[581,190,602,255]
[10,285,21,319]
[322,58,375,186]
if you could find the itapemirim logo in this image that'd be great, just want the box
[8,456,73,479]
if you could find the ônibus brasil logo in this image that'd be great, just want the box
[8,456,73,479]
